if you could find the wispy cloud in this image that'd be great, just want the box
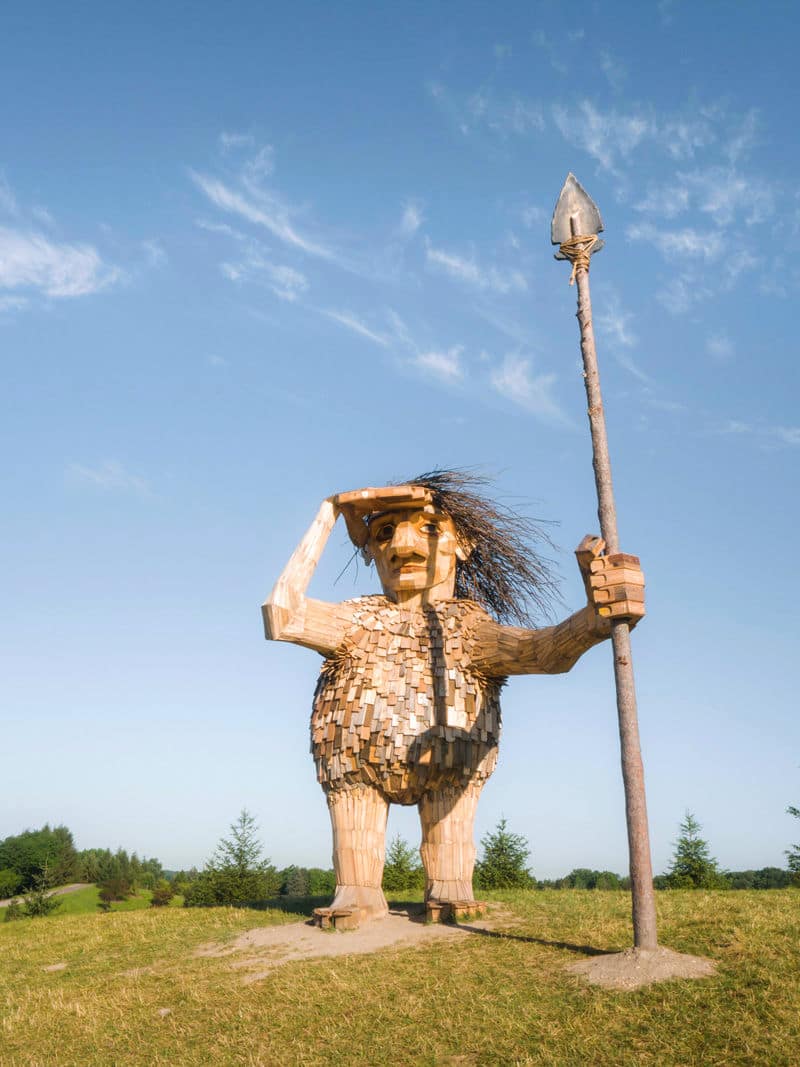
[661,117,715,160]
[626,221,724,261]
[0,173,19,216]
[724,108,759,164]
[141,239,167,268]
[221,245,308,301]
[400,201,423,236]
[531,30,568,75]
[219,131,254,153]
[706,333,733,361]
[597,298,638,349]
[425,240,526,294]
[634,167,773,229]
[658,0,676,25]
[0,293,28,313]
[242,145,275,186]
[490,353,566,423]
[717,419,800,448]
[595,294,652,382]
[468,89,545,136]
[520,203,546,228]
[634,182,690,219]
[65,461,149,494]
[0,227,120,298]
[553,101,654,174]
[428,82,544,138]
[321,308,389,346]
[415,345,463,381]
[600,50,627,92]
[31,205,55,227]
[190,171,334,261]
[680,166,774,227]
[195,218,247,240]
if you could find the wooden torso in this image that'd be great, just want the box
[311,596,504,804]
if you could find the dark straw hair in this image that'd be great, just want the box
[401,469,560,625]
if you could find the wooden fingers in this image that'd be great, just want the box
[334,485,433,512]
[574,534,605,575]
[589,552,645,620]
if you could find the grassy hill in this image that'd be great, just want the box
[2,889,798,1065]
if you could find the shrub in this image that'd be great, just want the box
[474,817,534,890]
[3,900,23,922]
[150,880,175,907]
[382,835,424,893]
[0,868,22,898]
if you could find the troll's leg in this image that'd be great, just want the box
[326,786,390,918]
[418,781,483,902]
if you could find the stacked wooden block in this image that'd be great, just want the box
[426,899,488,923]
[311,595,504,805]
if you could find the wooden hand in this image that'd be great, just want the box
[333,485,434,549]
[575,534,645,624]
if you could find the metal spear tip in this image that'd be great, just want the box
[551,173,605,254]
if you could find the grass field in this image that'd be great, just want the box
[1,889,798,1066]
[49,886,186,916]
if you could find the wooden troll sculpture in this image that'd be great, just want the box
[263,471,644,925]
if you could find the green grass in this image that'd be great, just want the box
[2,890,798,1066]
[41,886,184,916]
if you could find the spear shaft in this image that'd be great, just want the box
[573,259,658,951]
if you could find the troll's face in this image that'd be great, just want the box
[366,504,467,600]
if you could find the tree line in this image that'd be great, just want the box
[3,803,798,919]
[174,808,800,908]
[0,824,164,899]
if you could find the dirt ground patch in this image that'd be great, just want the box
[567,946,717,989]
[194,905,501,982]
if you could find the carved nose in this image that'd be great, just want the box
[391,521,420,556]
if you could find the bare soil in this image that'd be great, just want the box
[567,946,717,989]
[194,904,497,983]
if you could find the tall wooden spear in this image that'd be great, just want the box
[551,173,658,951]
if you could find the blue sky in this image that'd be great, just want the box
[2,1,798,878]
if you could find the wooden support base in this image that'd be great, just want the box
[312,906,363,931]
[426,899,488,923]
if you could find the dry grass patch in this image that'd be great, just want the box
[1,891,798,1066]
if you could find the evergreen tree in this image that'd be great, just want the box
[474,817,533,889]
[786,804,800,886]
[21,862,62,918]
[665,811,729,889]
[184,809,279,908]
[306,868,336,895]
[280,865,310,896]
[381,835,424,893]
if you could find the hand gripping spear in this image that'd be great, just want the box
[552,173,659,952]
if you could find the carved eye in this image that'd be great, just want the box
[375,523,394,543]
[420,523,439,536]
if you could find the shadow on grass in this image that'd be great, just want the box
[387,900,608,957]
[246,896,330,917]
[455,924,608,956]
